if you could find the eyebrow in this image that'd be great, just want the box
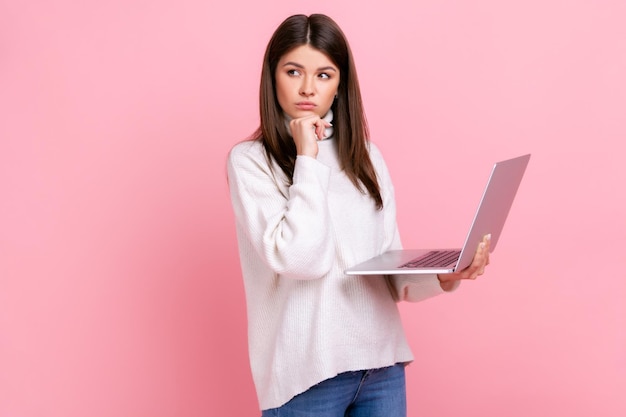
[282,61,338,72]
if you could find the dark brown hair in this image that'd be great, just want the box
[251,14,383,209]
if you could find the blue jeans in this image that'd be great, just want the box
[261,363,407,417]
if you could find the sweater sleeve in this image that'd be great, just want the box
[386,271,458,302]
[367,143,459,302]
[384,221,456,303]
[227,142,336,279]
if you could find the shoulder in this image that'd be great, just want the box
[367,140,391,174]
[228,139,264,161]
[227,139,288,189]
[227,139,272,179]
[227,139,268,170]
[367,140,384,161]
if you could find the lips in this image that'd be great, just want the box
[295,102,316,110]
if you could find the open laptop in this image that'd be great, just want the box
[345,154,530,275]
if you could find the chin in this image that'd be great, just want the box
[289,110,320,119]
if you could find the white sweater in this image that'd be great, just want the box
[227,137,449,410]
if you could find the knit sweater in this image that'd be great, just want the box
[227,136,449,410]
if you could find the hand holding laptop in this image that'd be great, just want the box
[437,233,491,291]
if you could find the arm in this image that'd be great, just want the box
[227,142,336,279]
[364,144,452,302]
[389,233,492,301]
[371,144,491,301]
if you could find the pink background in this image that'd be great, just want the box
[1,1,624,416]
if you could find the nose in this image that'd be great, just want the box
[299,76,315,97]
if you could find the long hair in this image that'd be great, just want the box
[252,14,383,209]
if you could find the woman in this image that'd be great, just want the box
[227,14,490,416]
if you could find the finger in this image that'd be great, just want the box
[290,116,319,133]
[314,122,325,140]
[472,266,485,279]
[483,235,490,249]
[473,243,486,266]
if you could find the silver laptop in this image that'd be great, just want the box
[345,154,530,275]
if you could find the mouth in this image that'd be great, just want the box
[295,102,316,110]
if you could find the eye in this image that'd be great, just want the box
[318,73,331,79]
[287,69,301,76]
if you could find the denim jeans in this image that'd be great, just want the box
[261,363,407,417]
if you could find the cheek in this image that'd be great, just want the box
[275,77,294,102]
[274,84,288,109]
[326,79,340,98]
[322,83,339,104]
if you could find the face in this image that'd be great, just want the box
[275,44,340,119]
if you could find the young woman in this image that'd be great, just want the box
[227,14,490,417]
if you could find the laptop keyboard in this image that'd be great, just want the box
[399,250,461,268]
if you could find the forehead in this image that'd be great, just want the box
[278,44,337,69]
